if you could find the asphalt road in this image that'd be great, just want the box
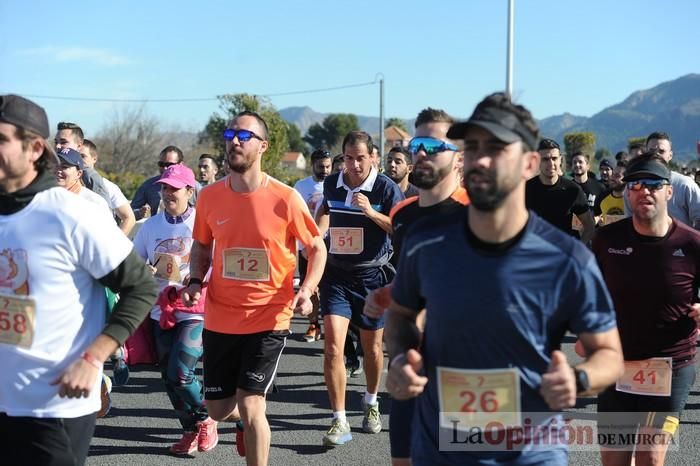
[87,318,700,465]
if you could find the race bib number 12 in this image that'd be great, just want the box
[223,248,270,281]
[0,293,36,349]
[437,366,521,431]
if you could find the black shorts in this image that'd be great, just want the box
[597,362,696,446]
[298,254,308,283]
[203,329,289,398]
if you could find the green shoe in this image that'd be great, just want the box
[362,401,381,434]
[322,418,352,446]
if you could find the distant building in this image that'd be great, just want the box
[384,125,411,151]
[281,151,307,171]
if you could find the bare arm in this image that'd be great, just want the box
[575,327,625,395]
[115,203,136,236]
[352,193,392,234]
[315,203,330,237]
[181,240,212,306]
[291,235,327,315]
[577,210,596,245]
[385,301,428,400]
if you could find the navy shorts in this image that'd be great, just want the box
[597,360,696,445]
[319,264,394,331]
[390,398,415,458]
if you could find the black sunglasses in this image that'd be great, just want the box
[223,128,264,142]
[158,161,177,169]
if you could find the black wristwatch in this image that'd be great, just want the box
[574,368,590,394]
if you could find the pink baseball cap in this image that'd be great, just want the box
[156,163,196,189]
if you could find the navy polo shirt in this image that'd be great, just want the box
[323,168,403,269]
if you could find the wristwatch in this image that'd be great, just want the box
[574,368,590,394]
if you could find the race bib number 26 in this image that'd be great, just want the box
[0,293,36,349]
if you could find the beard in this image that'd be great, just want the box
[313,170,328,181]
[464,167,516,212]
[227,150,254,174]
[411,162,451,189]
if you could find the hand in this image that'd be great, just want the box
[386,349,428,400]
[540,350,577,409]
[50,357,100,399]
[351,193,372,216]
[291,286,313,316]
[181,283,202,307]
[688,303,700,327]
[363,285,392,319]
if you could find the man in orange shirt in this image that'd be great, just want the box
[183,111,327,466]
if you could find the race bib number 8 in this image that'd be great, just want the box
[223,248,270,281]
[0,293,36,349]
[616,358,672,397]
[154,252,182,283]
[329,228,364,254]
[437,366,521,431]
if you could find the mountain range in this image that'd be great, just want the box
[280,73,700,163]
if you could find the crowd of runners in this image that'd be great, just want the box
[0,92,699,466]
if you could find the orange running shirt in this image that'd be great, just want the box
[193,174,321,334]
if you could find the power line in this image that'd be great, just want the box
[19,80,377,103]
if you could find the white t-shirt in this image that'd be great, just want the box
[132,211,200,323]
[0,187,132,418]
[78,186,111,213]
[293,176,324,251]
[103,178,129,210]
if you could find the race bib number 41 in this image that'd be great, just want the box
[616,358,672,397]
[437,366,521,431]
[329,228,364,254]
[0,293,36,349]
[223,248,270,281]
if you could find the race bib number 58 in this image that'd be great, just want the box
[0,293,36,349]
[437,366,521,431]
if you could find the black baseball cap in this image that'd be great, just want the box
[599,159,613,169]
[0,94,57,163]
[622,156,670,182]
[447,93,539,150]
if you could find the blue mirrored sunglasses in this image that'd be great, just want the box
[223,128,264,142]
[407,137,458,156]
[626,178,669,192]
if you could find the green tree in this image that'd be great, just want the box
[287,123,308,154]
[200,94,289,178]
[303,113,359,153]
[385,117,408,132]
[627,136,646,150]
[563,132,596,165]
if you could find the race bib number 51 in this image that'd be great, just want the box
[616,358,672,396]
[0,293,36,349]
[223,248,270,281]
[329,228,364,254]
[437,366,521,431]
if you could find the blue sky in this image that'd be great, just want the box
[1,0,698,137]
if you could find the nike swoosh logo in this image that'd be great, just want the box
[217,218,230,225]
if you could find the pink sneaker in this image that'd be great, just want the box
[197,418,219,452]
[170,431,198,455]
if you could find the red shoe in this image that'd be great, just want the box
[235,420,246,457]
[197,418,219,452]
[170,431,198,455]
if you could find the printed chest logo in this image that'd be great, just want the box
[0,249,30,295]
[672,249,685,257]
[608,247,633,256]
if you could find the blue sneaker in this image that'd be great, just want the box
[113,357,129,386]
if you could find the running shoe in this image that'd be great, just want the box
[196,417,218,452]
[96,374,112,419]
[362,400,381,434]
[112,357,130,386]
[235,420,246,457]
[322,418,352,446]
[304,323,322,342]
[170,431,198,455]
[346,359,363,378]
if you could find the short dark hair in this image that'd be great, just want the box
[628,142,645,152]
[615,151,628,161]
[342,131,374,155]
[332,154,344,164]
[628,150,668,169]
[57,121,84,143]
[538,138,560,151]
[388,146,410,162]
[17,126,55,172]
[310,149,331,162]
[571,151,590,163]
[414,108,454,128]
[199,153,217,163]
[160,145,184,162]
[234,110,269,140]
[82,138,97,158]
[646,131,671,145]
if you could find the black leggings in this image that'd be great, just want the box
[0,412,96,466]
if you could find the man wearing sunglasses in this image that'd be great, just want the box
[315,130,404,446]
[622,132,700,230]
[131,145,201,220]
[367,107,468,466]
[183,111,327,465]
[385,92,623,465]
[593,152,700,466]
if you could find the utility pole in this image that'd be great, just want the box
[378,74,385,168]
[506,0,514,99]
